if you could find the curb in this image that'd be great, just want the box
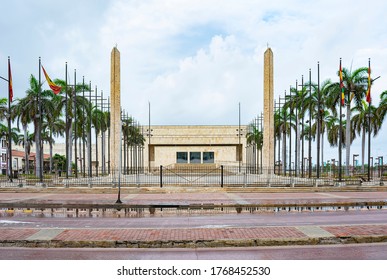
[1,235,387,249]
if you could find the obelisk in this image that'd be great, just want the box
[263,48,274,173]
[110,47,121,173]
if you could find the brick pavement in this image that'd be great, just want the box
[0,224,386,248]
[1,190,387,248]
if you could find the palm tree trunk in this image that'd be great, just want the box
[67,121,73,176]
[282,131,286,175]
[346,103,351,175]
[321,131,324,175]
[23,124,29,174]
[34,118,42,178]
[49,141,53,174]
[102,130,105,174]
[49,131,53,173]
[296,117,300,176]
[79,137,82,174]
[361,127,366,173]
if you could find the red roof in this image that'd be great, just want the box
[12,150,50,160]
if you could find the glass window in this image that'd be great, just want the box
[190,152,201,164]
[176,152,188,163]
[203,152,214,163]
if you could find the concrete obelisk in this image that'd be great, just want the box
[110,47,121,173]
[262,48,274,173]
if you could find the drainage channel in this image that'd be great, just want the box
[1,204,387,218]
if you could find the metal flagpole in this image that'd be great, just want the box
[316,62,321,178]
[38,57,43,182]
[367,58,371,181]
[82,76,86,177]
[116,110,123,204]
[74,69,78,178]
[65,62,68,179]
[7,57,13,182]
[308,69,312,177]
[339,58,343,182]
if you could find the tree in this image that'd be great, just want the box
[336,66,369,175]
[352,100,382,173]
[19,75,52,178]
[274,106,293,174]
[42,117,65,173]
[16,130,34,173]
[52,79,90,176]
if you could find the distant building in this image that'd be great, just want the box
[143,125,247,168]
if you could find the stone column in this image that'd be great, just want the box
[110,47,121,173]
[262,48,274,173]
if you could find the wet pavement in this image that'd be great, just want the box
[0,189,386,250]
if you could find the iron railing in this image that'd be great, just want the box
[0,164,385,188]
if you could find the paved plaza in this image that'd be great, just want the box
[0,188,386,249]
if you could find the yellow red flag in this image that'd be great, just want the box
[42,66,62,94]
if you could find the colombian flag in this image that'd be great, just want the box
[339,59,345,106]
[42,66,62,94]
[366,62,371,103]
[8,58,13,102]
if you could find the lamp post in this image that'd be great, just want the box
[353,154,359,176]
[0,57,13,182]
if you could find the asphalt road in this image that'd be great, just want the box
[1,209,386,229]
[1,243,387,260]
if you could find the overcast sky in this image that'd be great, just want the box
[1,0,387,163]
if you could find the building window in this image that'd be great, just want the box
[176,152,188,163]
[190,152,201,164]
[203,152,214,163]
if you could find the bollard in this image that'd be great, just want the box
[221,165,224,188]
[160,165,163,188]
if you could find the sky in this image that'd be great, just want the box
[1,0,387,164]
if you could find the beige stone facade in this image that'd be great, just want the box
[144,125,247,168]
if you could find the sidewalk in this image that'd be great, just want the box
[0,189,387,248]
[1,224,387,248]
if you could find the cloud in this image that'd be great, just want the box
[2,0,387,162]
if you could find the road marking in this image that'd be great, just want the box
[26,229,64,241]
[296,226,335,238]
[0,220,33,224]
[318,193,349,199]
[122,194,140,200]
[224,193,249,204]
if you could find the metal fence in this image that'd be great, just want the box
[0,164,386,188]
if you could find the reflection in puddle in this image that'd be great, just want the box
[0,204,386,218]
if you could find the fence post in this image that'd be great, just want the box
[160,165,163,188]
[221,165,224,188]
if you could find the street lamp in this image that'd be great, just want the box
[353,154,359,176]
[0,57,13,182]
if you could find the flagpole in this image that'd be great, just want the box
[74,69,78,178]
[65,62,68,179]
[38,57,43,183]
[7,57,13,182]
[367,58,371,182]
[339,58,343,182]
[316,62,321,178]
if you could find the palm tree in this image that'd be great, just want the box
[274,106,293,175]
[42,117,65,173]
[18,75,52,178]
[247,122,263,173]
[52,79,90,176]
[16,130,34,173]
[352,100,382,173]
[377,90,387,123]
[306,79,336,170]
[0,98,7,120]
[13,98,33,174]
[336,66,369,175]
